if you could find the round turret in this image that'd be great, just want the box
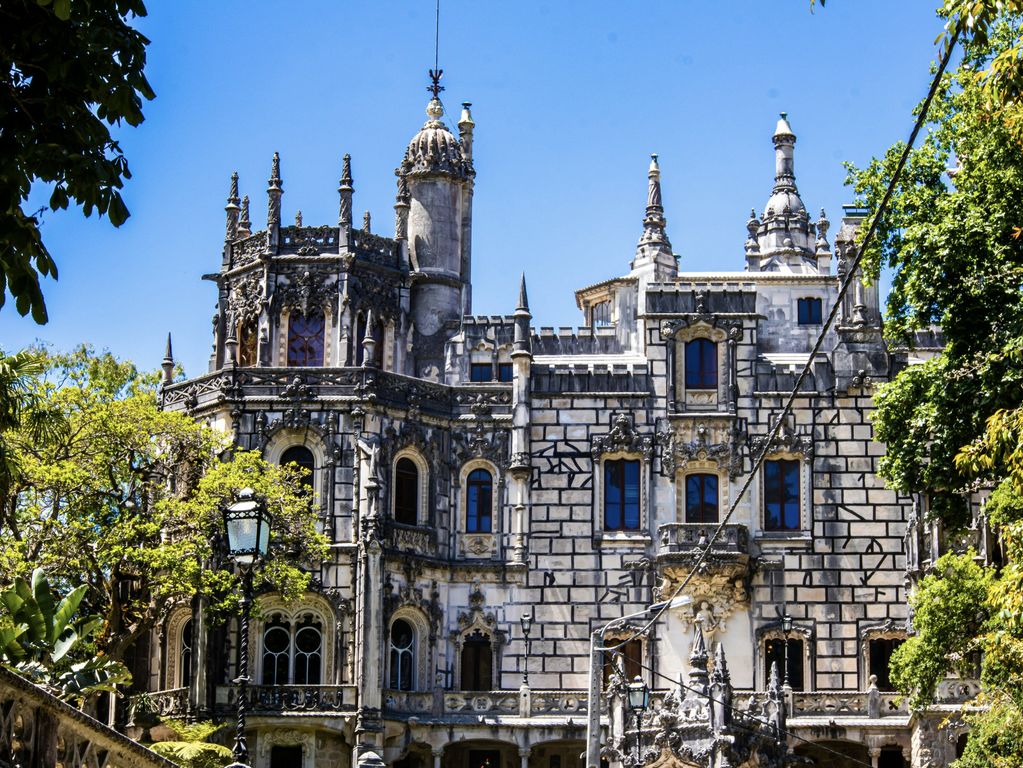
[400,99,468,179]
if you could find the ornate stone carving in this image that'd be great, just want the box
[749,419,814,460]
[273,268,337,316]
[658,421,743,477]
[228,273,265,327]
[660,569,749,633]
[591,413,654,458]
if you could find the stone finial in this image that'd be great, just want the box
[363,210,371,233]
[772,113,797,191]
[513,273,532,356]
[638,153,670,249]
[816,208,831,249]
[225,172,240,241]
[161,333,175,385]
[338,153,354,228]
[459,102,475,160]
[295,210,303,227]
[711,642,731,686]
[394,174,410,241]
[517,273,530,313]
[266,151,283,240]
[688,623,709,694]
[362,310,377,368]
[238,195,251,237]
[224,313,239,367]
[768,661,781,696]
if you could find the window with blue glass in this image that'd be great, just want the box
[497,363,514,382]
[685,473,719,523]
[685,339,718,390]
[287,312,325,366]
[466,468,493,533]
[797,298,823,325]
[470,363,493,382]
[764,459,801,531]
[604,459,641,531]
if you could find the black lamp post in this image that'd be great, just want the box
[627,674,650,765]
[520,610,533,687]
[223,488,272,768]
[781,614,793,690]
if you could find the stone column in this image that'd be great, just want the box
[868,747,880,768]
[433,747,444,768]
[519,747,531,768]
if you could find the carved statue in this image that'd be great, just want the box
[357,433,381,483]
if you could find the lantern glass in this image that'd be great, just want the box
[520,612,533,637]
[782,614,793,633]
[224,489,271,565]
[627,675,649,711]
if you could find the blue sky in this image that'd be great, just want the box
[3,1,945,376]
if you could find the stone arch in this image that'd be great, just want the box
[265,427,330,506]
[388,606,433,691]
[252,592,337,686]
[163,603,193,690]
[391,447,430,526]
[756,620,815,691]
[458,459,500,558]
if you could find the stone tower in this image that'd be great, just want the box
[398,90,475,378]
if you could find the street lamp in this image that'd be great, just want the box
[781,613,793,690]
[520,610,534,687]
[223,489,272,768]
[627,675,650,765]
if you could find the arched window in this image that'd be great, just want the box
[238,322,258,367]
[591,300,612,327]
[293,619,322,685]
[287,311,325,366]
[604,459,640,531]
[460,630,493,692]
[262,620,291,685]
[685,474,718,523]
[281,445,315,491]
[394,457,419,525]
[261,617,323,685]
[180,619,193,689]
[466,469,493,533]
[389,619,416,691]
[685,339,717,390]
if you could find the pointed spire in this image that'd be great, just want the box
[394,174,410,241]
[638,154,670,249]
[161,333,175,385]
[517,273,529,313]
[338,153,353,228]
[267,152,283,247]
[711,642,730,686]
[295,210,303,227]
[363,210,371,233]
[225,172,240,241]
[513,273,532,357]
[772,112,797,193]
[238,195,251,237]
[688,623,709,694]
[361,310,378,368]
[458,102,475,160]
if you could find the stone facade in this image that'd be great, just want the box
[135,92,972,768]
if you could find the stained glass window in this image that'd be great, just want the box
[287,312,325,366]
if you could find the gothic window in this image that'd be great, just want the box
[602,638,642,689]
[261,617,322,685]
[460,630,493,691]
[470,363,493,382]
[764,637,804,691]
[287,312,325,366]
[591,300,612,327]
[394,457,419,525]
[604,459,640,531]
[280,445,315,491]
[389,619,416,691]
[293,619,323,685]
[238,321,258,366]
[497,362,514,382]
[868,638,904,692]
[466,469,493,533]
[685,338,718,390]
[262,620,291,685]
[797,297,823,325]
[180,619,193,689]
[685,473,719,523]
[764,459,800,531]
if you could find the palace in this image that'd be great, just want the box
[134,80,970,768]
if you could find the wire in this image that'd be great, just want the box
[600,23,963,656]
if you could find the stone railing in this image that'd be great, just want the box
[128,688,188,721]
[384,522,437,555]
[219,684,357,714]
[530,690,589,716]
[0,666,175,768]
[657,523,750,557]
[279,225,339,254]
[729,688,910,720]
[350,229,399,266]
[383,690,434,715]
[444,690,519,716]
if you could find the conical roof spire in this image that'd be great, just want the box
[238,195,251,236]
[513,273,532,356]
[638,154,670,249]
[225,172,240,240]
[161,333,175,385]
[772,112,798,193]
[517,273,529,313]
[266,152,283,243]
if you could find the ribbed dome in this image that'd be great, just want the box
[401,98,467,179]
[764,188,806,219]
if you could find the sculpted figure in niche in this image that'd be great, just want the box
[695,601,719,635]
[357,433,381,483]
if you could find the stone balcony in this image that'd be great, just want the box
[656,523,750,560]
[382,689,590,720]
[131,684,358,720]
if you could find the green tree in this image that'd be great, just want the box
[0,346,328,665]
[845,12,1023,765]
[0,0,154,323]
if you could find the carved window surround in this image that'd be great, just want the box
[591,414,653,544]
[391,448,430,526]
[756,621,815,691]
[255,728,316,768]
[661,317,742,415]
[277,306,334,368]
[163,604,193,691]
[457,459,500,560]
[264,431,330,510]
[860,620,908,690]
[752,422,814,541]
[387,607,434,692]
[251,594,337,686]
[449,583,507,690]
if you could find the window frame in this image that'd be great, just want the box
[466,468,494,534]
[603,458,642,532]
[685,472,719,524]
[797,297,823,326]
[762,457,803,533]
[286,310,326,367]
[684,338,719,390]
[388,618,417,692]
[459,629,494,692]
[392,453,425,526]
